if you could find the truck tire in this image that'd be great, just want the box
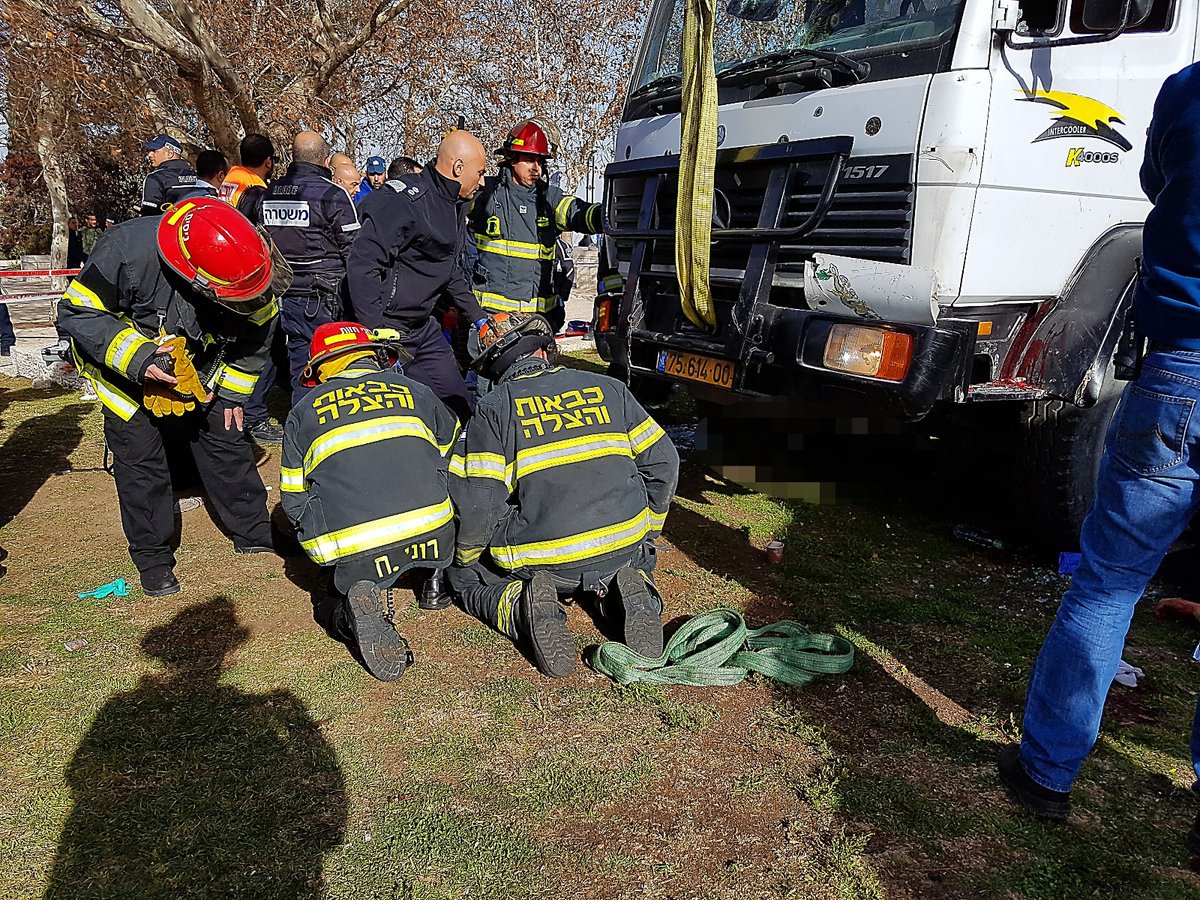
[1012,377,1125,549]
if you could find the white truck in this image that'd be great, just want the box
[594,0,1197,542]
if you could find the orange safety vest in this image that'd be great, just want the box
[219,166,266,208]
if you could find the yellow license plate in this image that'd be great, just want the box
[656,350,735,389]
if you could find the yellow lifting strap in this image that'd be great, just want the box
[675,0,719,332]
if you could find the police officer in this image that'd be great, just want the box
[347,130,489,422]
[261,131,360,400]
[449,312,680,677]
[468,118,601,334]
[280,322,461,680]
[57,198,281,596]
[140,134,198,216]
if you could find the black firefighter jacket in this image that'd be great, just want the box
[467,169,600,316]
[450,358,679,576]
[347,165,486,331]
[280,364,461,567]
[57,215,279,420]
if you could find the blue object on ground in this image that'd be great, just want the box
[1058,552,1082,575]
[78,578,130,600]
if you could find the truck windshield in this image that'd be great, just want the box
[632,0,966,94]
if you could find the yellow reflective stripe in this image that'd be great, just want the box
[301,499,455,564]
[103,327,153,377]
[554,196,574,229]
[279,466,305,493]
[649,508,668,530]
[492,508,655,569]
[248,298,278,326]
[476,292,557,314]
[455,546,484,566]
[514,432,632,480]
[600,275,624,294]
[585,204,601,232]
[64,281,103,309]
[215,363,257,396]
[495,580,523,636]
[439,419,462,457]
[629,416,666,454]
[77,359,139,420]
[304,415,437,473]
[473,235,554,260]
[451,450,513,487]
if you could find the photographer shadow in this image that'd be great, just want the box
[44,598,347,899]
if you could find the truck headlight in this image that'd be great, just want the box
[822,324,914,381]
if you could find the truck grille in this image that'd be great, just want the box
[607,150,915,275]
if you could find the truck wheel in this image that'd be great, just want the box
[1012,377,1125,549]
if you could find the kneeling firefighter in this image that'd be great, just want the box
[280,322,462,680]
[448,312,680,677]
[57,197,284,596]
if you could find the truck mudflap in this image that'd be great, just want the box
[625,308,970,420]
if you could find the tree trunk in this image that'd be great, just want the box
[35,83,71,285]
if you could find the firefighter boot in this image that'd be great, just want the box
[613,567,664,658]
[419,568,452,611]
[344,580,414,682]
[516,573,575,678]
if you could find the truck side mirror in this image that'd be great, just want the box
[1080,0,1153,30]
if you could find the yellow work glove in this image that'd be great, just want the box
[142,336,208,417]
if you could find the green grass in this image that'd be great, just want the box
[4,368,1200,898]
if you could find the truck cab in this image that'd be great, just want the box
[595,0,1198,541]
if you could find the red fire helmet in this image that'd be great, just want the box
[157,197,273,313]
[301,322,400,387]
[496,117,561,160]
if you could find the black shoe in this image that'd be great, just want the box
[234,527,302,557]
[233,543,273,555]
[1186,816,1200,855]
[997,744,1070,820]
[140,565,180,597]
[345,581,413,681]
[419,570,452,611]
[247,421,284,446]
[518,573,575,678]
[613,567,664,658]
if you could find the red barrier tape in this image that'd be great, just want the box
[0,269,81,277]
[0,293,63,305]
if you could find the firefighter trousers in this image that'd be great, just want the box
[448,542,658,640]
[103,402,272,573]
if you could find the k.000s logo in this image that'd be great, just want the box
[1065,148,1121,167]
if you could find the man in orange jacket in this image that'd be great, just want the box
[220,133,275,219]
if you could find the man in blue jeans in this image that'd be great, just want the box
[1000,63,1200,844]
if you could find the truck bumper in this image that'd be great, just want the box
[607,305,970,420]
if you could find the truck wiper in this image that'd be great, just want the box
[717,47,869,85]
[629,72,683,100]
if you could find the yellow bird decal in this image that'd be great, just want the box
[1018,89,1132,151]
[1023,90,1124,130]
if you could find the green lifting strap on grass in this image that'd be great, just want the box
[675,0,720,332]
[589,608,855,687]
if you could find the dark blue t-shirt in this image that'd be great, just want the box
[1137,62,1200,349]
